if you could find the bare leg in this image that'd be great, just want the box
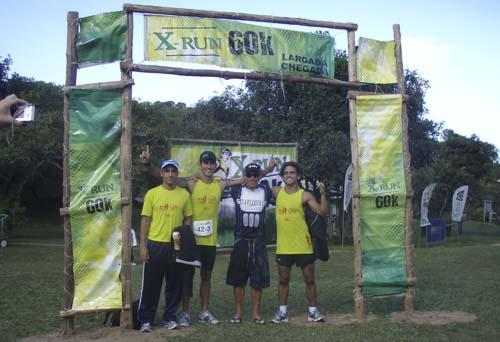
[277,265,292,305]
[233,287,245,319]
[301,263,316,306]
[250,287,263,319]
[182,294,190,313]
[200,270,211,312]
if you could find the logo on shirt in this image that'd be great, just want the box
[159,203,179,211]
[196,195,218,205]
[278,207,299,215]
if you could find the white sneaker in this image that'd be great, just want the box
[307,308,325,322]
[179,312,191,327]
[271,310,289,324]
[199,311,220,324]
[162,320,178,330]
[140,322,152,332]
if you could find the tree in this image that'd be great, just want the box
[0,58,64,217]
[432,129,498,217]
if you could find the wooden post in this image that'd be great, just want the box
[120,10,134,328]
[393,24,416,313]
[62,11,79,336]
[123,4,357,30]
[347,29,365,319]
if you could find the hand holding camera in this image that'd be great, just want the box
[0,94,32,128]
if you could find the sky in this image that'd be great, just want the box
[2,0,499,151]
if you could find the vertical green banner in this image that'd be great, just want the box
[356,95,408,296]
[356,37,397,84]
[76,11,127,65]
[68,88,122,310]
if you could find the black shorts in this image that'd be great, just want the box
[276,253,316,268]
[226,238,270,289]
[198,245,217,272]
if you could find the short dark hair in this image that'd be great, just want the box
[280,161,302,178]
[199,150,216,164]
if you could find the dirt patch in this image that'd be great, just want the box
[290,313,377,326]
[19,326,192,342]
[390,311,477,325]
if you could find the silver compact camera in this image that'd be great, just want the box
[14,104,36,122]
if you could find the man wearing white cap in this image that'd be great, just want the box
[137,159,193,332]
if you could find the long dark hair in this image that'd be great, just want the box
[279,161,302,178]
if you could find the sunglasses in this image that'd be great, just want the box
[245,173,259,178]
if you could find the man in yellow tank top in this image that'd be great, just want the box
[270,161,328,324]
[185,151,223,325]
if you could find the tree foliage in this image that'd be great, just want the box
[2,53,499,223]
[0,56,64,217]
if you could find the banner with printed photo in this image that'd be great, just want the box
[169,139,297,246]
[451,185,468,222]
[356,94,408,296]
[68,88,122,311]
[356,37,397,84]
[144,15,335,79]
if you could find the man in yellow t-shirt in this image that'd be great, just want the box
[137,159,193,332]
[270,161,328,324]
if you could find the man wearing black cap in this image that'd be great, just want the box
[139,147,276,326]
[226,162,273,325]
[138,159,193,332]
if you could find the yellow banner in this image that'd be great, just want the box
[356,37,397,84]
[144,15,335,79]
[69,89,122,310]
[356,94,408,296]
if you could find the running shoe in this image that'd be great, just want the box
[140,322,152,332]
[271,310,289,324]
[179,312,191,327]
[307,308,325,322]
[199,311,220,325]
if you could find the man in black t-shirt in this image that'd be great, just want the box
[226,163,273,325]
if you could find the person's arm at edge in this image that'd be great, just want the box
[303,182,328,217]
[260,158,278,177]
[0,94,28,128]
[271,186,280,199]
[139,145,161,179]
[140,215,151,262]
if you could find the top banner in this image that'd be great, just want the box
[144,15,335,79]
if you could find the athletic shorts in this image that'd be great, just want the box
[276,253,316,268]
[198,245,217,272]
[226,238,270,289]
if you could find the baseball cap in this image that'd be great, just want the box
[200,151,216,163]
[161,159,179,170]
[244,163,261,176]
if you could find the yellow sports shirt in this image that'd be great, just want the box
[141,185,193,242]
[275,188,313,254]
[191,179,221,246]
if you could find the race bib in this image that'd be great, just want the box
[193,220,213,236]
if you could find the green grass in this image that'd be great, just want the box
[1,220,500,341]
